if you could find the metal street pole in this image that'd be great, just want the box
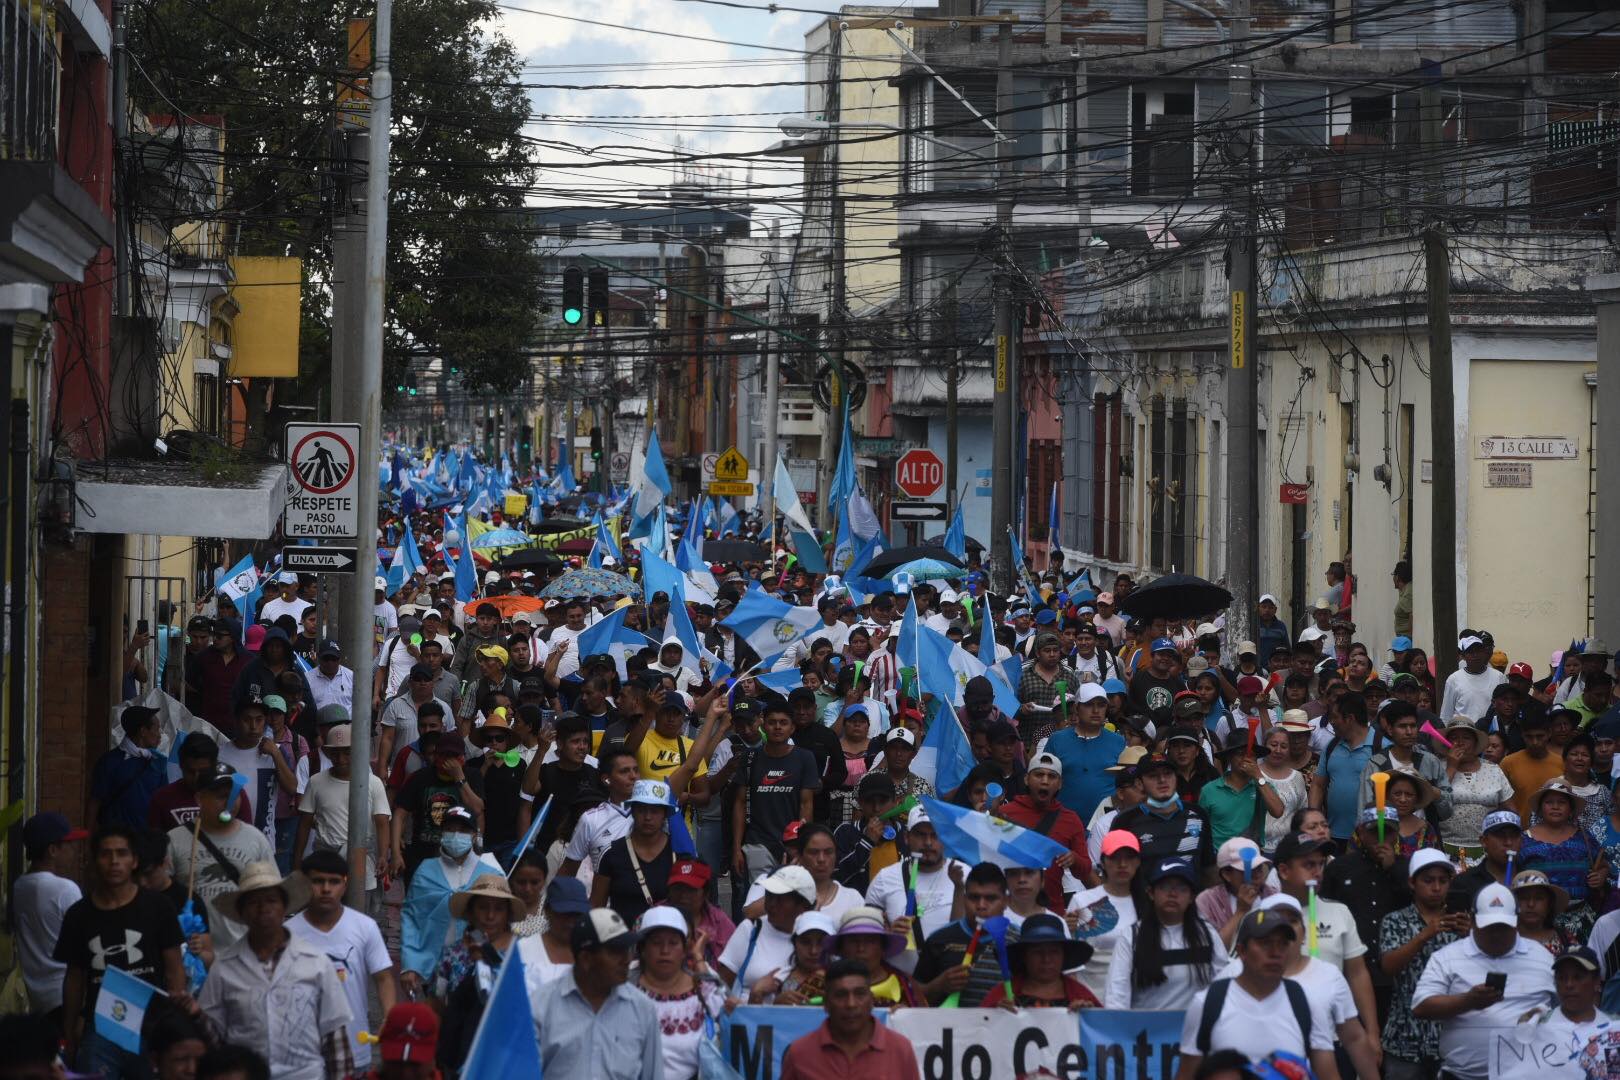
[345,0,391,910]
[988,17,1016,595]
[1223,0,1258,651]
[762,282,781,530]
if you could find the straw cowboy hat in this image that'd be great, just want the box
[448,874,527,923]
[216,861,311,921]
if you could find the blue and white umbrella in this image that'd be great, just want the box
[471,527,536,550]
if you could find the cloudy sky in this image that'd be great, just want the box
[494,0,832,212]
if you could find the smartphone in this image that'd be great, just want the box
[136,618,149,636]
[1444,891,1471,916]
[1485,972,1507,993]
[540,709,556,726]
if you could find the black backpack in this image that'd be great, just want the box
[1195,976,1312,1055]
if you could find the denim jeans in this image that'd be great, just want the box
[274,815,299,874]
[77,1028,150,1080]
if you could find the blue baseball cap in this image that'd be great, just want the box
[1035,609,1057,625]
[1147,859,1198,887]
[1150,636,1178,654]
[1390,636,1414,652]
[545,876,591,915]
[1102,678,1128,696]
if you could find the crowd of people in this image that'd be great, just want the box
[18,492,1620,1080]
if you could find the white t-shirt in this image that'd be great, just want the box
[865,858,968,943]
[1305,897,1367,970]
[377,634,453,698]
[744,877,864,925]
[549,626,586,679]
[13,870,81,1009]
[1067,886,1139,999]
[717,917,795,993]
[1441,666,1508,725]
[261,596,313,626]
[1179,978,1334,1061]
[1105,919,1231,1009]
[287,908,392,1067]
[518,934,573,1001]
[563,801,632,871]
[217,741,278,845]
[300,770,391,889]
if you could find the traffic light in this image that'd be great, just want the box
[589,426,603,461]
[587,268,609,328]
[561,266,584,326]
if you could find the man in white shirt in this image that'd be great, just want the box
[13,813,84,1022]
[294,724,392,892]
[259,572,312,626]
[306,640,355,713]
[287,849,396,1071]
[1412,883,1557,1080]
[1175,909,1336,1080]
[1440,635,1507,723]
[1524,947,1613,1065]
[865,807,967,944]
[547,600,590,680]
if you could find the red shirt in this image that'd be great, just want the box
[995,794,1092,907]
[780,1019,920,1080]
[192,648,250,731]
[146,779,251,830]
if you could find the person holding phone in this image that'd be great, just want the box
[1378,850,1469,1080]
[1411,882,1557,1080]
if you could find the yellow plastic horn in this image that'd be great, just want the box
[1369,772,1392,843]
[357,1032,380,1046]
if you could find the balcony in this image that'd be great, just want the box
[2,0,59,163]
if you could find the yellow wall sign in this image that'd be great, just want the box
[995,334,1008,393]
[1231,290,1247,370]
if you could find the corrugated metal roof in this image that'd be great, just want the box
[1351,0,1516,47]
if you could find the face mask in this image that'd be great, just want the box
[441,832,473,858]
[1146,794,1181,811]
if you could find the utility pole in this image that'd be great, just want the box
[1223,0,1258,651]
[1422,60,1458,678]
[818,25,845,531]
[344,0,391,910]
[762,281,781,530]
[946,348,959,518]
[989,17,1017,595]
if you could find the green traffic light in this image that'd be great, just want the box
[563,307,583,325]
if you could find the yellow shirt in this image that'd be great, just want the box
[635,730,708,834]
[1500,749,1566,820]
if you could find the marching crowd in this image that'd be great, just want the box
[16,500,1620,1080]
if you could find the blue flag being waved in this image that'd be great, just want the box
[720,584,821,666]
[912,698,976,797]
[460,944,543,1080]
[919,795,1071,871]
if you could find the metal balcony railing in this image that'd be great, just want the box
[1,0,59,162]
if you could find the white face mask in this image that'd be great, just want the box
[441,832,474,858]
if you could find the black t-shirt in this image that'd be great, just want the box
[474,758,526,848]
[743,747,821,855]
[790,722,840,778]
[53,888,184,1021]
[398,767,484,862]
[596,837,674,925]
[533,762,600,852]
[1129,670,1184,722]
[914,918,1024,1006]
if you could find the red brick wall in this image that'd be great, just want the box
[36,536,119,824]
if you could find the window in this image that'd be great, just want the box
[1093,394,1132,562]
[1027,439,1061,542]
[1131,89,1195,196]
[1148,396,1198,572]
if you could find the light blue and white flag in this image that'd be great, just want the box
[919,795,1071,871]
[629,427,673,538]
[216,555,262,638]
[574,607,655,680]
[94,966,162,1054]
[943,504,967,562]
[756,668,806,695]
[912,699,976,796]
[829,403,856,512]
[461,943,543,1080]
[720,584,822,665]
[772,458,826,574]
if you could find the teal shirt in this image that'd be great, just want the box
[1198,774,1261,851]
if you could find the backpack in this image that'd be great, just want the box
[1195,976,1312,1055]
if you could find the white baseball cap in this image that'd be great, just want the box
[1028,751,1064,778]
[1408,848,1457,881]
[636,905,689,940]
[1474,882,1518,927]
[374,575,387,591]
[906,806,932,832]
[762,865,816,906]
[1076,683,1107,704]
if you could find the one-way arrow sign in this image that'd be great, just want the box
[282,545,358,574]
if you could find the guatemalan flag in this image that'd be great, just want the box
[95,967,162,1053]
[720,584,822,666]
[919,795,1071,871]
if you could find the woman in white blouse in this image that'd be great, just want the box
[1105,857,1229,1009]
[1439,716,1514,860]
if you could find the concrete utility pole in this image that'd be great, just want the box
[1422,62,1458,678]
[818,25,845,530]
[1223,0,1258,650]
[762,281,781,529]
[344,0,391,910]
[989,17,1017,595]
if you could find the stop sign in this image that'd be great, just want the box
[895,448,945,499]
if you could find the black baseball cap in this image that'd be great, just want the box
[1273,832,1335,863]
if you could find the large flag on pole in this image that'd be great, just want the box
[720,585,822,665]
[829,400,856,511]
[772,458,827,573]
[912,698,976,796]
[919,795,1071,871]
[629,427,672,539]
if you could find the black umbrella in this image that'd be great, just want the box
[1117,573,1232,621]
[494,547,564,572]
[702,538,769,563]
[530,515,591,535]
[924,533,985,554]
[859,545,967,579]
